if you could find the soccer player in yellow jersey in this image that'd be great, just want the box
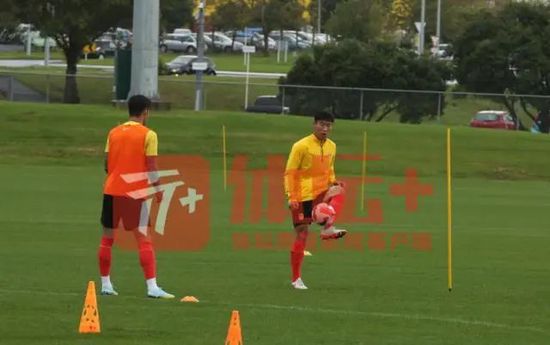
[98,95,174,299]
[284,111,347,290]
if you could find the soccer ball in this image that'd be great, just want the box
[312,202,335,225]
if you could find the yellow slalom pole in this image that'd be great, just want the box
[361,131,367,212]
[222,125,227,192]
[447,128,453,291]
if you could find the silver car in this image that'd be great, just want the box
[160,34,199,54]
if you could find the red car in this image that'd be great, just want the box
[470,111,517,130]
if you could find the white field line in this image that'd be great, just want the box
[0,288,545,334]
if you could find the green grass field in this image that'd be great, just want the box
[0,69,280,110]
[1,101,549,344]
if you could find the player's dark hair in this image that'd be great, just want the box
[128,95,151,116]
[314,111,335,123]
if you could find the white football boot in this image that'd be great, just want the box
[291,277,308,290]
[147,287,175,299]
[100,285,119,296]
[320,226,348,240]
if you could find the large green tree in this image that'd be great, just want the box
[411,0,497,46]
[15,0,132,103]
[0,0,18,42]
[282,39,449,123]
[249,0,304,54]
[160,0,193,33]
[454,2,550,130]
[211,0,251,51]
[325,0,385,43]
[388,0,413,31]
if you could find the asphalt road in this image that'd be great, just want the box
[0,44,23,52]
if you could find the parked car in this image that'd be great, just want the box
[81,39,116,59]
[269,31,310,50]
[207,32,244,52]
[246,95,289,114]
[195,32,243,52]
[250,33,277,50]
[470,110,517,130]
[434,43,453,60]
[165,55,216,75]
[160,34,199,54]
[173,28,192,35]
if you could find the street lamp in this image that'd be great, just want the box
[419,0,426,55]
[194,0,206,111]
[436,0,441,55]
[317,0,321,34]
[45,2,55,66]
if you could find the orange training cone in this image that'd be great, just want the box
[78,281,101,334]
[224,310,243,345]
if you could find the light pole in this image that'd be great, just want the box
[129,0,160,99]
[436,0,442,53]
[418,0,426,55]
[45,2,55,67]
[317,0,321,34]
[195,0,206,111]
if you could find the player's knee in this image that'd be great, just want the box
[331,185,345,195]
[294,224,309,233]
[102,227,115,239]
[324,185,345,201]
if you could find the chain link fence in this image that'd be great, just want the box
[2,70,550,129]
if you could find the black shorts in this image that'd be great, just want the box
[290,191,327,227]
[100,194,145,230]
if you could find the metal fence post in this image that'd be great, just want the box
[359,90,364,120]
[281,86,286,114]
[46,74,50,103]
[8,76,14,101]
[437,92,442,123]
[204,86,207,110]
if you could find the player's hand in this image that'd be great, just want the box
[289,201,300,210]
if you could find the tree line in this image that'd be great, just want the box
[3,0,550,130]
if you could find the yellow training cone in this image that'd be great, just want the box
[180,296,199,303]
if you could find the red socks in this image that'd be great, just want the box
[99,235,157,280]
[290,230,308,282]
[138,240,157,280]
[325,193,345,229]
[329,194,344,220]
[98,236,114,276]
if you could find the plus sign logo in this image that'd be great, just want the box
[390,168,433,212]
[115,155,210,251]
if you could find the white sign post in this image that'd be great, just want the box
[44,38,50,67]
[243,45,256,109]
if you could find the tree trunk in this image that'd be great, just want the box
[261,5,269,56]
[211,29,216,52]
[503,97,525,130]
[63,48,80,104]
[375,104,398,122]
[263,32,270,56]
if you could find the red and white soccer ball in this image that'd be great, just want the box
[312,202,335,225]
